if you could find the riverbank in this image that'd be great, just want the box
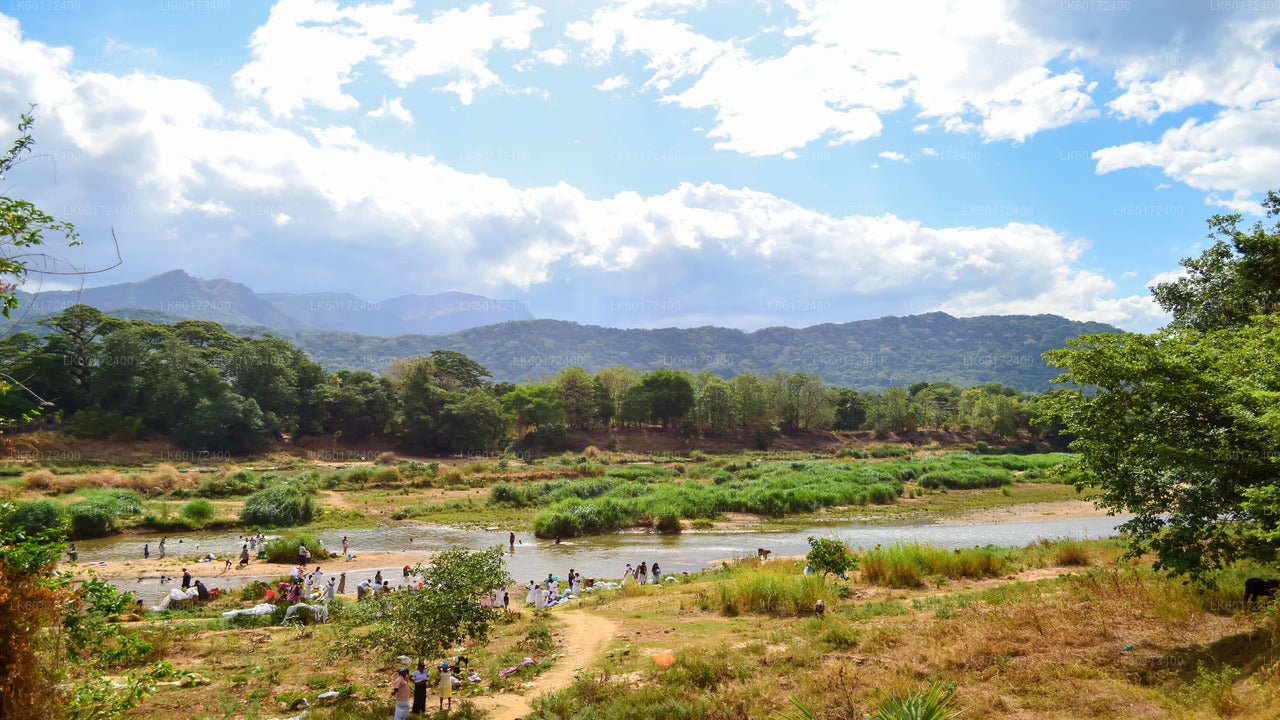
[105,536,1280,720]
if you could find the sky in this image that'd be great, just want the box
[1,0,1278,332]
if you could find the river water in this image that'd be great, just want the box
[78,515,1129,594]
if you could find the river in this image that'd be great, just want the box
[77,515,1129,594]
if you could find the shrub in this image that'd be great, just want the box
[67,502,116,538]
[377,451,397,465]
[872,683,967,720]
[241,486,315,528]
[180,498,217,525]
[196,470,263,498]
[2,500,65,534]
[261,534,331,564]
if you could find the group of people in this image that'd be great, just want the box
[622,561,662,584]
[523,569,584,609]
[392,658,472,718]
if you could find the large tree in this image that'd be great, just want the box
[1042,196,1280,583]
[344,546,512,663]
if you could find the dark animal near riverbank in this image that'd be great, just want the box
[1245,578,1279,603]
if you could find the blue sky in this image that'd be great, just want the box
[2,0,1278,332]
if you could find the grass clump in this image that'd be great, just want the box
[709,560,837,617]
[917,467,1011,490]
[860,543,1008,587]
[261,533,331,564]
[242,485,315,528]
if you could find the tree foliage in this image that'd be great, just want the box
[805,536,856,579]
[344,546,512,662]
[1042,194,1280,583]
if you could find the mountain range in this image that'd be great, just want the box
[15,269,534,335]
[10,270,1120,391]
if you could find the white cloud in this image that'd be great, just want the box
[0,12,1160,330]
[920,147,938,157]
[366,95,414,123]
[1121,270,1137,279]
[878,151,907,162]
[233,0,544,116]
[104,39,156,57]
[1154,183,1171,191]
[1093,100,1280,214]
[567,0,1098,155]
[594,73,631,91]
[1089,15,1280,211]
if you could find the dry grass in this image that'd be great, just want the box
[535,554,1280,720]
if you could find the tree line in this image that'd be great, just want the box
[0,304,1059,454]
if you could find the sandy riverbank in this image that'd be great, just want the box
[941,499,1113,525]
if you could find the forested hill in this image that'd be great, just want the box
[261,312,1117,392]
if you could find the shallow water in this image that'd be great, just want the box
[78,514,1129,595]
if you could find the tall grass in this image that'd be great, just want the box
[860,543,1009,587]
[709,561,838,617]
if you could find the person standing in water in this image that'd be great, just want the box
[509,531,515,551]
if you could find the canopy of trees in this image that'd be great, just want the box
[1043,192,1280,583]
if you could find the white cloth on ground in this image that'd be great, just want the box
[150,587,200,611]
[222,603,276,618]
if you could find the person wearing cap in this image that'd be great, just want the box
[410,660,429,714]
[391,667,412,719]
[438,661,453,711]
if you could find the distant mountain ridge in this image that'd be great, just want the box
[11,271,1119,391]
[16,269,534,335]
[262,312,1117,392]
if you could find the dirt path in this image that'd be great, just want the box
[472,609,617,720]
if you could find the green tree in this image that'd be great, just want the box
[805,536,856,579]
[1152,190,1280,332]
[345,546,512,663]
[1042,196,1280,582]
[502,384,564,432]
[554,366,597,429]
[732,372,770,426]
[831,388,866,430]
[437,389,509,452]
[177,391,270,454]
[636,369,695,428]
[225,337,306,433]
[426,349,492,391]
[324,371,392,440]
[695,375,736,436]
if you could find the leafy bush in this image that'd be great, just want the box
[2,500,65,534]
[180,498,216,525]
[196,470,264,498]
[67,502,116,538]
[241,486,315,528]
[806,536,856,578]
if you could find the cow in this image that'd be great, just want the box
[1245,578,1280,604]
[583,578,595,589]
[757,548,771,560]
